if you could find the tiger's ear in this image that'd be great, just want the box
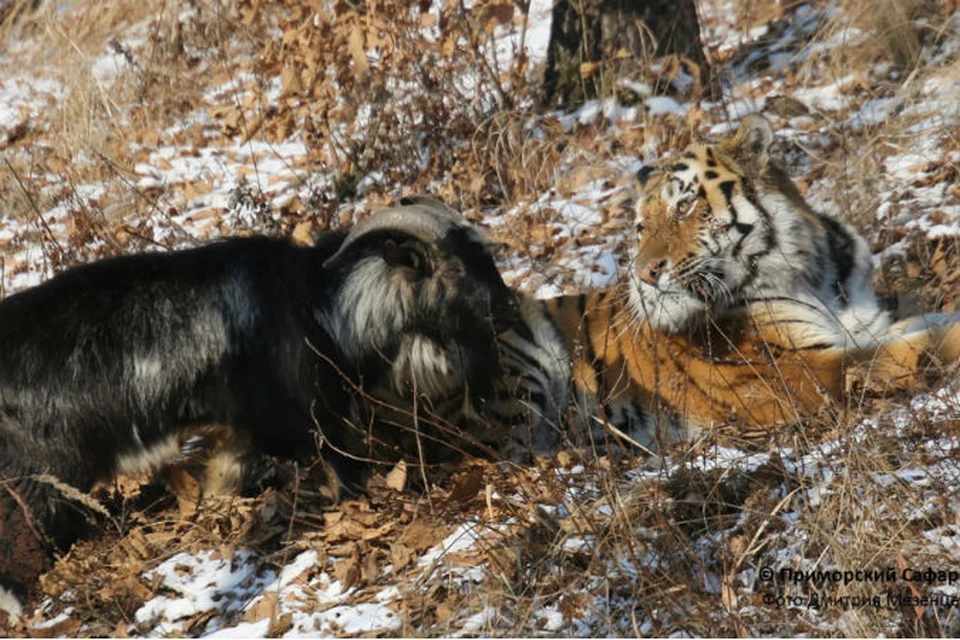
[729,114,774,168]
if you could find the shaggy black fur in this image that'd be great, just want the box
[0,221,516,617]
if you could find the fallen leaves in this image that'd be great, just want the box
[400,518,443,553]
[385,460,408,492]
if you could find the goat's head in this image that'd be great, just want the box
[321,196,518,406]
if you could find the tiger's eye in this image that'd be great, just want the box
[673,196,696,221]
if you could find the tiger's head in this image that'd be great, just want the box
[628,114,817,333]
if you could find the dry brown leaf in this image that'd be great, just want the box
[332,555,360,590]
[728,535,746,558]
[559,592,589,625]
[895,552,925,619]
[721,575,737,610]
[280,65,303,97]
[435,599,456,625]
[244,592,280,623]
[441,33,458,57]
[441,550,482,568]
[267,613,294,637]
[327,541,358,557]
[390,542,413,571]
[30,617,82,638]
[385,460,408,492]
[183,180,215,201]
[123,529,151,560]
[241,113,265,142]
[401,519,442,552]
[365,18,393,48]
[486,546,519,582]
[579,61,601,79]
[361,550,380,582]
[239,0,262,26]
[446,466,483,506]
[482,3,514,31]
[347,25,370,75]
[326,517,375,542]
[360,521,395,541]
[291,221,314,246]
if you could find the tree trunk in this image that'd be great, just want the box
[540,0,718,110]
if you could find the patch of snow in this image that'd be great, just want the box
[205,619,271,638]
[135,550,274,630]
[30,608,75,631]
[288,603,401,637]
[455,606,499,636]
[418,521,485,570]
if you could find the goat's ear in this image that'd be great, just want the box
[382,239,427,273]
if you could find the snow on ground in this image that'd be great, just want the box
[0,76,63,147]
[2,0,960,636]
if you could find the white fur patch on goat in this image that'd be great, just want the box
[391,334,457,399]
[0,585,23,625]
[115,432,183,477]
[323,256,413,362]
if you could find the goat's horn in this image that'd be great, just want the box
[323,198,467,268]
[398,194,466,222]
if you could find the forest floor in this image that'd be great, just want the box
[1,0,960,636]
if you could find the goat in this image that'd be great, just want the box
[0,198,517,624]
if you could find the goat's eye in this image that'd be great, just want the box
[383,240,425,272]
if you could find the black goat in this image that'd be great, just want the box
[0,199,517,624]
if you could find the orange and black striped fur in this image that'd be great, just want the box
[509,291,960,454]
[496,115,960,456]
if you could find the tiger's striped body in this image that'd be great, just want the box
[512,290,960,454]
[495,115,960,457]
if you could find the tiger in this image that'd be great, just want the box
[629,113,890,345]
[494,114,960,458]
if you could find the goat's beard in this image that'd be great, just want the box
[390,329,500,406]
[320,255,502,402]
[320,257,421,363]
[390,334,462,400]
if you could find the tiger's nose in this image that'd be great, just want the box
[637,260,666,286]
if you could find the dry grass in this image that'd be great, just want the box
[787,0,960,316]
[1,0,960,637]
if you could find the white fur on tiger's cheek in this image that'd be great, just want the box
[0,586,23,625]
[627,271,708,333]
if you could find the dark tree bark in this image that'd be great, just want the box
[541,0,718,110]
